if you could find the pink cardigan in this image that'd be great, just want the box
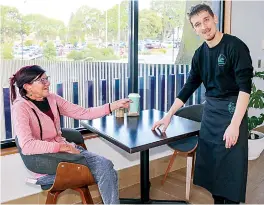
[12,93,110,155]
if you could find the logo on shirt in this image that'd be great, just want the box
[218,54,227,66]
[228,102,236,114]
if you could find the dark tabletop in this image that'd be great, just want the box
[81,109,200,153]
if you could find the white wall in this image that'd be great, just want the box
[231,1,264,119]
[1,138,174,203]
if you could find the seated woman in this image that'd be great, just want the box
[10,65,131,204]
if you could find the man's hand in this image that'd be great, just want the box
[59,144,80,154]
[223,123,240,148]
[151,114,172,133]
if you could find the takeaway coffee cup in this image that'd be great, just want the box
[128,93,140,116]
[115,108,125,118]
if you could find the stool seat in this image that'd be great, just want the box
[168,135,198,152]
[42,184,52,190]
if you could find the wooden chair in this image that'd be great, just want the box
[44,161,95,204]
[161,104,204,201]
[16,128,97,204]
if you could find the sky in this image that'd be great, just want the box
[1,0,151,24]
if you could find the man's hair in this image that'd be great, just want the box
[187,4,214,25]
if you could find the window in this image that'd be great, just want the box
[137,0,221,112]
[0,0,130,142]
[0,0,222,145]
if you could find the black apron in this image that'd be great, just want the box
[193,96,248,203]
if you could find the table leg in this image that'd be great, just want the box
[140,150,150,203]
[120,149,187,204]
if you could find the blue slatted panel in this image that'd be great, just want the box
[100,79,107,105]
[147,75,156,109]
[56,83,64,128]
[158,74,166,112]
[168,74,176,109]
[86,80,94,107]
[176,65,185,96]
[186,65,193,106]
[3,88,12,139]
[72,82,79,128]
[125,77,131,97]
[138,76,144,111]
[113,78,120,101]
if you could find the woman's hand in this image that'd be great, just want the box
[59,144,80,154]
[110,98,131,111]
[151,114,172,132]
[223,123,240,148]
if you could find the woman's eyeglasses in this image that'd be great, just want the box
[32,76,50,84]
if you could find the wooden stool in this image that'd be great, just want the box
[161,135,198,201]
[41,141,97,204]
[16,128,98,205]
[44,162,96,204]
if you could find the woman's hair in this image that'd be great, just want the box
[10,65,46,103]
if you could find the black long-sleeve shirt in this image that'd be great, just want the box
[177,34,254,103]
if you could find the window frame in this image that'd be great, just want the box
[1,0,224,149]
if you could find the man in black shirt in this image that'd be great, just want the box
[152,4,253,204]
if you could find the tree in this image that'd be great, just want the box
[23,14,66,42]
[0,43,13,59]
[68,6,103,42]
[0,5,21,43]
[139,10,162,40]
[106,1,129,42]
[175,1,210,64]
[43,41,56,60]
[150,0,185,41]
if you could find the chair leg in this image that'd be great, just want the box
[162,151,177,185]
[74,187,94,204]
[191,152,196,179]
[186,153,193,201]
[46,191,61,204]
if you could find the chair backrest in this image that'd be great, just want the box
[61,128,84,144]
[175,104,204,122]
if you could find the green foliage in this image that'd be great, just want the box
[1,1,187,46]
[175,0,211,64]
[0,43,14,59]
[69,36,78,46]
[43,41,56,60]
[107,1,129,42]
[254,71,264,80]
[248,114,264,132]
[67,50,87,61]
[0,5,21,43]
[67,46,119,61]
[24,40,33,46]
[23,14,66,41]
[248,71,264,132]
[249,84,264,109]
[139,10,162,40]
[148,48,167,54]
[150,0,185,40]
[68,6,103,42]
[139,50,151,55]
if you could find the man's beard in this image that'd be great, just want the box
[206,31,216,41]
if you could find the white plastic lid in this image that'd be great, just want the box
[128,93,140,98]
